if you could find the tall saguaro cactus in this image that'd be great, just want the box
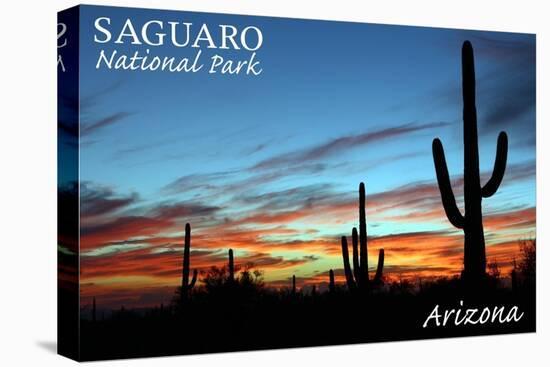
[181,223,198,302]
[341,182,385,291]
[228,248,235,283]
[432,41,508,283]
[358,182,368,286]
[329,269,335,293]
[373,249,384,284]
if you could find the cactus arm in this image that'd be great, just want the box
[341,236,356,289]
[432,138,465,229]
[351,227,360,285]
[373,249,384,283]
[329,269,335,292]
[481,131,508,198]
[189,269,198,289]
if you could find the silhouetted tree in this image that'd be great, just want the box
[237,263,264,290]
[201,261,264,299]
[202,265,228,294]
[518,239,536,289]
[487,259,501,279]
[487,259,501,288]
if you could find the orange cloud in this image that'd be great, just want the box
[484,207,536,231]
[77,170,535,309]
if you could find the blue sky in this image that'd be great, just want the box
[65,5,536,307]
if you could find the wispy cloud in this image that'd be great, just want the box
[81,188,223,250]
[79,153,535,306]
[387,35,535,146]
[77,80,135,138]
[474,36,536,136]
[162,170,239,195]
[81,111,133,136]
[251,122,449,171]
[81,182,139,218]
[441,35,535,141]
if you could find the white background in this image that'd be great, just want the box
[0,0,547,365]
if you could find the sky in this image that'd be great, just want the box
[61,6,536,308]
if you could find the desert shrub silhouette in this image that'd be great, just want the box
[200,251,264,300]
[516,239,536,291]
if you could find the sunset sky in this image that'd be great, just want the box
[63,6,535,308]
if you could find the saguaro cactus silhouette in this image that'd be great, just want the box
[432,41,508,283]
[228,248,235,283]
[291,275,296,295]
[373,249,385,284]
[181,223,198,302]
[329,269,335,293]
[341,182,385,290]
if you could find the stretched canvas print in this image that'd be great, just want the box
[57,4,536,361]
